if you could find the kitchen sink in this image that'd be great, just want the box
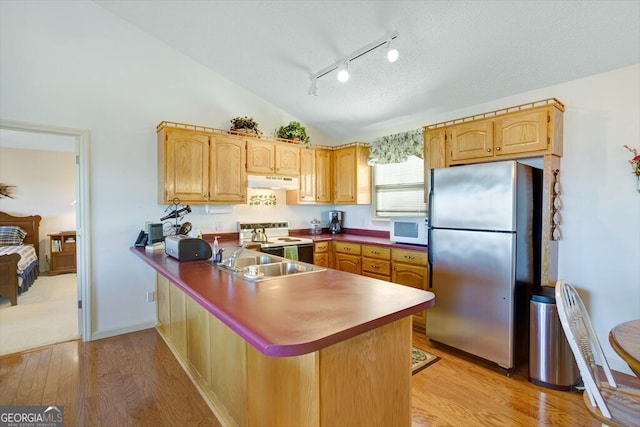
[232,255,280,268]
[255,261,319,277]
[210,250,326,281]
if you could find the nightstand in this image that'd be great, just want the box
[48,231,77,275]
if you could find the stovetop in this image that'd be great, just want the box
[238,221,314,248]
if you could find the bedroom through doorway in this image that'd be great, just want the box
[0,121,91,353]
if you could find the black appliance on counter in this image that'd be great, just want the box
[328,210,343,234]
[238,221,314,263]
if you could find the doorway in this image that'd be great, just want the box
[0,119,91,344]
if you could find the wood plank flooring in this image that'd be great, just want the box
[1,327,638,426]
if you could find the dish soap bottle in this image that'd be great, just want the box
[213,236,219,263]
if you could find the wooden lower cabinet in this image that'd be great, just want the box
[332,242,428,331]
[156,274,413,426]
[313,241,330,267]
[361,244,391,281]
[335,253,361,275]
[391,249,429,331]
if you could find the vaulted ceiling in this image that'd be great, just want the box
[95,1,640,141]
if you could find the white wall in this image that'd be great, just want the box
[1,1,638,374]
[0,147,76,267]
[0,0,337,338]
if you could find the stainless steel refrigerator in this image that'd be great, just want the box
[426,160,542,370]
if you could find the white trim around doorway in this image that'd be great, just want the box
[0,118,92,342]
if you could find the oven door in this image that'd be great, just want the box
[260,243,314,263]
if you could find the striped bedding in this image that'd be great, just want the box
[0,244,38,273]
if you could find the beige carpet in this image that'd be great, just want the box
[412,347,440,374]
[0,273,80,356]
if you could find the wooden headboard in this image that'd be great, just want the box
[0,212,42,256]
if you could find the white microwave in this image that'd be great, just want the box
[390,217,428,246]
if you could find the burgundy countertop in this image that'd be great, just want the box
[131,245,434,357]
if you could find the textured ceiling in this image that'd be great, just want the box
[95,1,640,142]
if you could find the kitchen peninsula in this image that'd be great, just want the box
[131,244,435,426]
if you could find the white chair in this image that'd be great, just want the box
[555,280,640,427]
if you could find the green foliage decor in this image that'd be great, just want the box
[276,121,310,145]
[230,116,262,136]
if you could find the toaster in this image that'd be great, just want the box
[164,235,212,262]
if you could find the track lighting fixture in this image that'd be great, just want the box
[307,31,399,96]
[337,61,349,82]
[386,38,399,63]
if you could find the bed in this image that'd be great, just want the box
[0,212,42,306]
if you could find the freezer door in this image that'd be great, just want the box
[426,228,516,369]
[431,161,518,231]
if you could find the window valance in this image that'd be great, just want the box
[367,129,424,165]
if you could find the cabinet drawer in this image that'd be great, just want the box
[361,258,391,276]
[334,242,361,255]
[63,242,76,252]
[362,271,391,282]
[314,241,329,253]
[391,249,427,265]
[361,245,390,260]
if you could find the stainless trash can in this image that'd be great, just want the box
[529,287,581,390]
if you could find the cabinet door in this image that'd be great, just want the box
[299,148,316,202]
[275,144,300,176]
[314,252,329,267]
[449,121,494,162]
[333,146,357,203]
[495,109,548,156]
[391,262,428,328]
[315,149,332,203]
[424,128,447,170]
[169,284,187,359]
[210,136,246,203]
[247,140,275,174]
[335,253,361,275]
[156,274,170,336]
[162,128,210,202]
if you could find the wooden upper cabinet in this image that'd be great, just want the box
[247,140,300,176]
[159,127,210,203]
[209,135,246,203]
[424,128,447,171]
[275,144,300,176]
[333,144,371,204]
[495,109,550,156]
[247,140,275,174]
[297,148,316,202]
[286,147,332,204]
[424,99,564,168]
[315,149,332,203]
[449,120,494,162]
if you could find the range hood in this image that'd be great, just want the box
[247,175,299,190]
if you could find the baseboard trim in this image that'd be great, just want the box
[90,321,156,341]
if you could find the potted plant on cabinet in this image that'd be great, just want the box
[276,121,310,145]
[230,116,262,137]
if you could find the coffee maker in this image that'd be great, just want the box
[328,210,343,234]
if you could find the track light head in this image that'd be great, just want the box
[308,77,319,96]
[386,40,399,63]
[337,60,349,83]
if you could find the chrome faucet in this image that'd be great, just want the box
[226,243,248,269]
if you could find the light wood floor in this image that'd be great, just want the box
[1,328,637,426]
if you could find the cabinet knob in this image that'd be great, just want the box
[486,148,492,152]
[495,146,501,151]
[404,255,415,260]
[372,251,379,255]
[373,265,379,269]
